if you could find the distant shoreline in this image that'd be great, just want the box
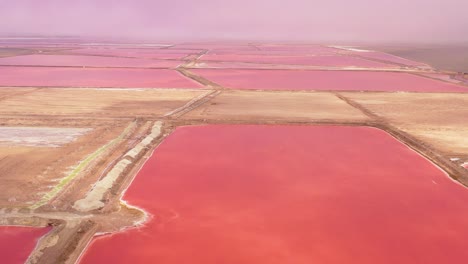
[367,44,468,73]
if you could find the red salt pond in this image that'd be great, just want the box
[192,69,468,92]
[171,44,257,52]
[194,61,309,70]
[0,55,181,68]
[68,48,195,60]
[80,125,468,264]
[419,73,462,84]
[207,50,326,56]
[353,51,428,67]
[0,226,50,264]
[257,44,341,55]
[204,45,340,56]
[200,54,394,68]
[0,67,203,88]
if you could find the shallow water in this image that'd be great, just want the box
[80,125,468,264]
[192,69,468,92]
[0,67,202,88]
[0,226,51,264]
[0,54,181,68]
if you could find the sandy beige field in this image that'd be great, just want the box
[341,92,468,154]
[183,90,369,122]
[0,121,128,208]
[0,88,210,118]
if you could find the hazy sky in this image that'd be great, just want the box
[1,0,467,43]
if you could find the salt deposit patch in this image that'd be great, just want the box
[74,121,162,212]
[462,162,468,169]
[0,127,92,147]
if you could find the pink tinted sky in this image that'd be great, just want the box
[1,0,467,43]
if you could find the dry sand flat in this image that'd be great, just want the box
[0,47,35,58]
[182,90,369,122]
[341,92,468,154]
[0,88,210,117]
[0,127,91,147]
[0,87,37,100]
[0,122,128,207]
[402,126,468,154]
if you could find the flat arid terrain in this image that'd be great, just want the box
[0,38,467,264]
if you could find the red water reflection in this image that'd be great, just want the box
[0,67,202,88]
[200,54,393,68]
[68,48,196,60]
[192,69,467,92]
[80,125,468,264]
[0,226,51,264]
[257,44,340,54]
[0,55,181,68]
[171,43,257,51]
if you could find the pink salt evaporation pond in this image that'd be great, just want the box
[68,48,196,60]
[353,51,429,67]
[0,55,181,68]
[257,44,340,55]
[0,226,51,264]
[171,43,257,51]
[0,66,203,88]
[199,54,395,68]
[80,125,468,264]
[192,69,468,92]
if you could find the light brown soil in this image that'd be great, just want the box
[0,48,34,58]
[0,87,38,100]
[0,88,209,118]
[0,47,77,58]
[0,121,128,208]
[341,92,468,154]
[182,90,369,122]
